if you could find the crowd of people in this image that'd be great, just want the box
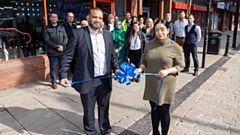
[43,8,201,135]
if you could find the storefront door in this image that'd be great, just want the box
[93,0,114,14]
[96,2,111,23]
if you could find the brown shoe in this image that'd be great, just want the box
[0,107,5,112]
[52,83,57,89]
[102,132,117,135]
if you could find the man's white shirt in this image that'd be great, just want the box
[174,19,188,37]
[88,26,107,77]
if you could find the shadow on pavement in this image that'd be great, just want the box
[0,107,85,135]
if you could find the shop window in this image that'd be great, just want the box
[46,0,91,23]
[0,0,44,61]
[115,0,126,19]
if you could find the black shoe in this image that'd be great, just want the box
[181,69,189,73]
[135,78,140,83]
[193,71,198,76]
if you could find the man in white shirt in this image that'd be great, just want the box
[181,14,202,76]
[105,14,115,32]
[60,8,120,135]
[174,11,188,49]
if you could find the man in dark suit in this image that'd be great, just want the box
[181,14,201,76]
[59,8,120,135]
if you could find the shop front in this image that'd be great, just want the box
[0,0,123,90]
[213,2,231,31]
[229,5,240,31]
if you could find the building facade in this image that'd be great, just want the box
[0,0,126,90]
[0,0,239,90]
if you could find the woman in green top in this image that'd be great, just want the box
[112,20,126,64]
[135,23,184,135]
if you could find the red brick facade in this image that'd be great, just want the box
[0,55,50,91]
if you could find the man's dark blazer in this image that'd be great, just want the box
[59,26,119,94]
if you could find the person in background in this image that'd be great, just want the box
[114,15,119,22]
[135,23,184,135]
[112,20,126,64]
[174,11,188,49]
[62,12,77,74]
[17,15,35,57]
[126,22,147,82]
[138,15,145,30]
[75,18,81,29]
[181,14,202,76]
[81,20,88,28]
[62,12,77,38]
[142,18,154,41]
[43,12,68,89]
[161,13,175,41]
[101,21,105,29]
[122,12,131,31]
[126,16,138,40]
[105,14,115,32]
[59,8,120,135]
[153,17,159,25]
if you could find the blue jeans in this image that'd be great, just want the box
[48,55,63,84]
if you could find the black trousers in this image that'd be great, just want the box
[149,101,170,135]
[183,43,199,71]
[80,78,112,135]
[129,49,141,68]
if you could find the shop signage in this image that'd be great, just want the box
[217,2,229,10]
[57,2,84,10]
[56,2,86,18]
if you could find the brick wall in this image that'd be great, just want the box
[0,55,50,91]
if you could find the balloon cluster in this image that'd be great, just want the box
[115,62,139,85]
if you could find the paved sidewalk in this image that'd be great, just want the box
[0,31,240,135]
[169,50,240,135]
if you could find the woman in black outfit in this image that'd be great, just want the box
[126,22,147,82]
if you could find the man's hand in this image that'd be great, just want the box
[60,78,70,87]
[115,69,121,73]
[57,45,64,52]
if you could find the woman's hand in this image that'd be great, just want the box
[115,49,119,53]
[134,68,143,74]
[157,69,169,78]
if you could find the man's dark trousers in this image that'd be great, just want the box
[80,77,112,135]
[183,43,199,72]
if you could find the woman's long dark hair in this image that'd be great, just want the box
[128,22,139,43]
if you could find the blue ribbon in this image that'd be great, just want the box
[115,62,139,85]
[153,77,164,110]
[70,75,114,86]
[70,62,164,110]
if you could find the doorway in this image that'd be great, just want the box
[96,2,111,23]
[93,0,114,23]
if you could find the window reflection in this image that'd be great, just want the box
[0,0,92,62]
[0,0,44,61]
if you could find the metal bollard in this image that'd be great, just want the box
[224,34,231,56]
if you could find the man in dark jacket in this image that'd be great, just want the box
[60,8,120,135]
[62,12,77,74]
[43,12,68,89]
[161,13,175,41]
[62,12,77,38]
